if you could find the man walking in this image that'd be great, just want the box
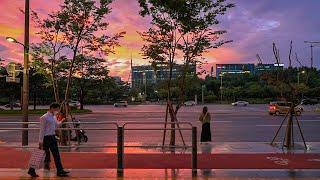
[28,103,70,177]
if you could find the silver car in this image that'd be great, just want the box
[114,101,128,107]
[184,101,196,106]
[231,101,249,106]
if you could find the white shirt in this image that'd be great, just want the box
[38,112,62,143]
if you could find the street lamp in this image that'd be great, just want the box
[6,37,25,47]
[201,85,205,104]
[5,0,30,147]
[219,73,224,103]
[297,70,305,85]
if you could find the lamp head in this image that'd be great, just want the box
[6,37,17,43]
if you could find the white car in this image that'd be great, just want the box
[184,101,196,106]
[114,101,128,107]
[231,101,249,106]
[69,100,80,108]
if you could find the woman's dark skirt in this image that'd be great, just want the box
[201,123,211,142]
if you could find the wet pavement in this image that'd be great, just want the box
[0,105,319,179]
[0,169,320,179]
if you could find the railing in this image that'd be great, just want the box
[0,121,198,175]
[0,121,119,148]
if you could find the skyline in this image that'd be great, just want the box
[0,0,320,81]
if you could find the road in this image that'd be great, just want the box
[0,104,319,147]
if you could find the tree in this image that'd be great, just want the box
[31,11,68,103]
[58,0,125,101]
[73,54,109,109]
[139,0,234,146]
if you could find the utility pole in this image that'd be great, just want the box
[304,41,320,68]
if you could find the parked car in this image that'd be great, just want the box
[69,100,80,109]
[114,101,128,107]
[231,101,249,106]
[184,101,196,106]
[269,101,303,116]
[4,103,21,108]
[300,98,318,105]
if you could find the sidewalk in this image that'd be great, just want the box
[0,142,319,179]
[1,169,320,179]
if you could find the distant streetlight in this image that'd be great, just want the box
[201,85,205,104]
[219,73,224,103]
[297,70,305,85]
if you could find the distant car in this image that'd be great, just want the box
[4,103,21,108]
[114,101,128,107]
[300,99,318,105]
[269,101,303,116]
[184,101,196,106]
[69,100,80,109]
[231,101,249,106]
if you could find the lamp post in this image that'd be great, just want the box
[297,70,305,85]
[6,36,29,146]
[219,73,224,103]
[201,85,205,104]
[5,0,29,146]
[143,71,147,101]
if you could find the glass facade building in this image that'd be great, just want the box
[131,64,196,88]
[216,63,284,78]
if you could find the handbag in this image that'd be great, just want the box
[29,148,45,169]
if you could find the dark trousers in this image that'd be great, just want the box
[200,123,212,142]
[43,135,64,172]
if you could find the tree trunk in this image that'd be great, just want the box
[51,61,60,103]
[80,86,84,110]
[168,60,175,146]
[65,44,79,101]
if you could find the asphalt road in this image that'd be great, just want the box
[0,104,319,146]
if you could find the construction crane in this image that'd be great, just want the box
[304,41,320,68]
[295,53,303,67]
[256,54,263,64]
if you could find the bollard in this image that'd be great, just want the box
[117,126,124,177]
[192,126,197,177]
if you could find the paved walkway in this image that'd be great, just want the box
[1,142,320,179]
[1,149,320,169]
[0,169,320,179]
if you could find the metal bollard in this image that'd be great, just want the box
[192,126,197,176]
[117,126,124,176]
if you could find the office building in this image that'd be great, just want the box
[216,63,255,78]
[131,63,196,88]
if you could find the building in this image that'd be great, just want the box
[216,63,255,78]
[131,63,196,88]
[215,63,285,78]
[255,63,284,73]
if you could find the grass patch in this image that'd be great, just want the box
[316,108,320,113]
[0,109,92,115]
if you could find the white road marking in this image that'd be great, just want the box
[256,125,297,127]
[0,130,17,132]
[213,121,233,123]
[299,120,320,122]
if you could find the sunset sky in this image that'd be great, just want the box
[0,0,319,81]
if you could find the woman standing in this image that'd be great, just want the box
[199,106,211,142]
